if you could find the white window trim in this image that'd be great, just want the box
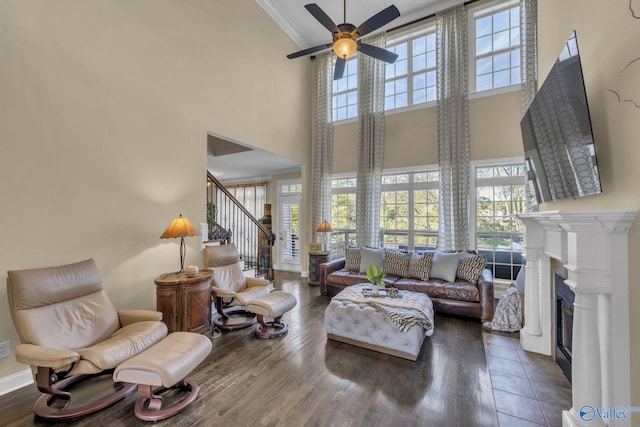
[469,156,525,251]
[385,23,437,112]
[380,166,439,250]
[467,0,520,95]
[330,165,440,250]
[332,116,358,126]
[331,56,359,123]
[468,84,520,100]
[277,178,302,196]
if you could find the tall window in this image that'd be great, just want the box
[332,57,358,122]
[471,0,521,92]
[381,170,439,250]
[329,168,439,256]
[471,160,526,282]
[224,182,266,221]
[330,177,358,255]
[385,27,437,110]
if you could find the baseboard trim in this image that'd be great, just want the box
[0,369,33,396]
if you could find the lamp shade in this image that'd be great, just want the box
[160,214,199,239]
[316,220,332,233]
[333,37,357,59]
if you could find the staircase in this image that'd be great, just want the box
[206,172,274,280]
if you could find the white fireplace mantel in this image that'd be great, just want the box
[517,209,637,427]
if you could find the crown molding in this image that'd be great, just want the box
[256,0,310,48]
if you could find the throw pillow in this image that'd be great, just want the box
[457,252,487,284]
[359,247,385,273]
[345,247,361,272]
[430,251,461,282]
[383,250,411,277]
[407,252,434,280]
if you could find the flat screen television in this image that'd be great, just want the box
[520,31,602,204]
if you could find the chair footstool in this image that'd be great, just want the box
[113,332,212,421]
[245,291,297,338]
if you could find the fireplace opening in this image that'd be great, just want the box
[555,273,574,383]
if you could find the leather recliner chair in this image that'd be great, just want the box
[204,244,270,330]
[6,258,168,420]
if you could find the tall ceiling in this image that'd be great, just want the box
[209,1,462,182]
[257,0,461,50]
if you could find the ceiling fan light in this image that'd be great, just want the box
[333,37,357,59]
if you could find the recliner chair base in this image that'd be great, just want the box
[134,379,199,422]
[255,315,289,338]
[212,309,257,330]
[212,299,257,330]
[33,368,136,420]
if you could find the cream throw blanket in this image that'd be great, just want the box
[333,284,435,333]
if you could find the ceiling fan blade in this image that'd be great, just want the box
[334,57,346,80]
[354,5,401,38]
[305,3,340,34]
[357,43,399,63]
[287,43,333,60]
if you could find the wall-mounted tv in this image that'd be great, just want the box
[520,31,602,204]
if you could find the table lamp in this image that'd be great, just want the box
[160,214,200,272]
[316,220,332,253]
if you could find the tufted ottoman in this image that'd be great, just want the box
[113,332,212,421]
[324,289,434,361]
[245,291,297,338]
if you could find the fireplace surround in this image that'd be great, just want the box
[517,210,637,427]
[555,267,574,382]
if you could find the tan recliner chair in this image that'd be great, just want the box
[6,258,168,420]
[204,244,270,330]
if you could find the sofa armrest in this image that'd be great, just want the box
[478,269,494,322]
[320,258,345,295]
[118,309,163,326]
[15,343,79,370]
[322,258,345,275]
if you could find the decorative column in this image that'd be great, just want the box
[517,210,637,427]
[565,290,604,427]
[517,215,551,355]
[522,248,542,336]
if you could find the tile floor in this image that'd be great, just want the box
[483,331,572,427]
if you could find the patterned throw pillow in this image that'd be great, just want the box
[345,247,361,272]
[407,252,434,280]
[457,252,487,284]
[383,250,411,277]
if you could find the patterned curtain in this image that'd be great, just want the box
[312,53,334,245]
[436,6,470,251]
[520,0,538,113]
[520,0,538,211]
[356,33,386,248]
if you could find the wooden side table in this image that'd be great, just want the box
[154,270,212,335]
[308,252,329,286]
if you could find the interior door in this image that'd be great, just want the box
[278,191,301,272]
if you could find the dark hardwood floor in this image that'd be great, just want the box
[0,271,498,427]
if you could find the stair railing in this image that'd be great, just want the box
[206,172,274,279]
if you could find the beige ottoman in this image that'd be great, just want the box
[245,291,297,338]
[113,332,212,421]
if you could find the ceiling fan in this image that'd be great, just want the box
[286,1,401,80]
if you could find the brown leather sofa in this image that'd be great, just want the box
[320,257,494,322]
